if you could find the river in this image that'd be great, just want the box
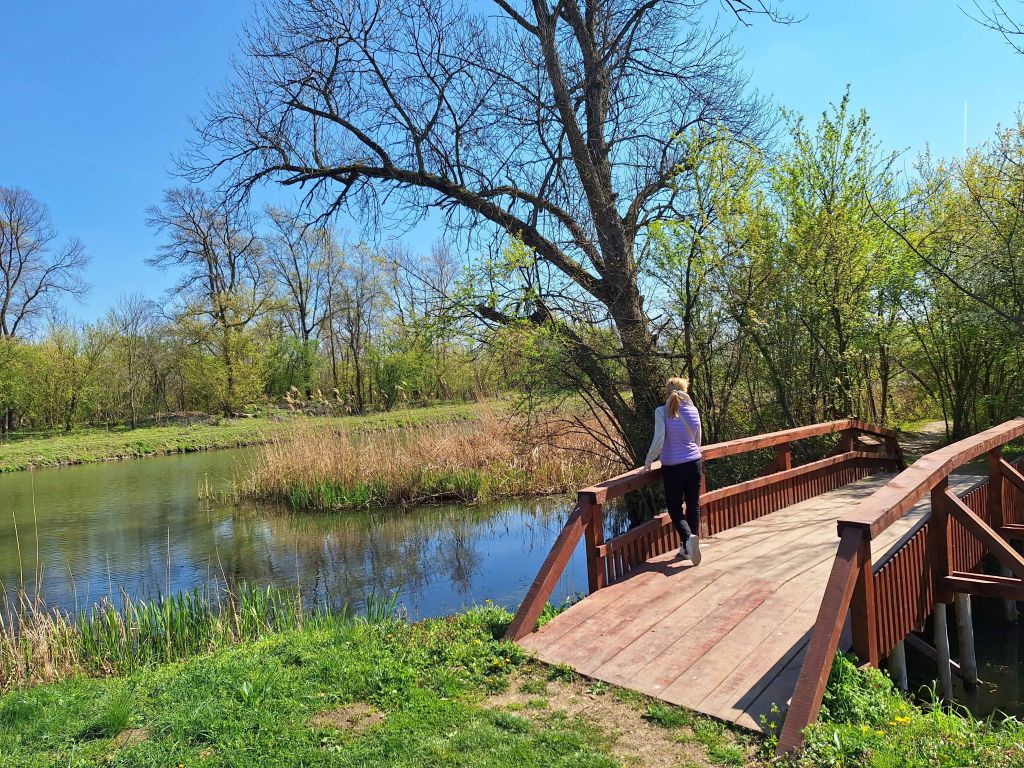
[0,447,586,620]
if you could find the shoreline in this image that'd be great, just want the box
[0,403,486,474]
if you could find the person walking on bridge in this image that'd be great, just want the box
[644,377,703,564]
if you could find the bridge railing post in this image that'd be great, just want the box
[989,447,1005,531]
[930,477,953,605]
[582,495,606,593]
[848,526,880,667]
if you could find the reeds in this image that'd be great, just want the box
[230,413,620,511]
[0,582,397,693]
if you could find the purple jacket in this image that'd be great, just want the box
[644,403,702,466]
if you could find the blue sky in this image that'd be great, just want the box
[2,1,1022,321]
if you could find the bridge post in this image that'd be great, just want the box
[887,639,908,691]
[930,478,953,604]
[582,496,606,593]
[933,602,954,699]
[989,448,1018,622]
[954,593,979,687]
[849,529,879,667]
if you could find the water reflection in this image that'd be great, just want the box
[0,448,585,618]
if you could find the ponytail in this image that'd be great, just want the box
[667,390,682,419]
[664,376,690,419]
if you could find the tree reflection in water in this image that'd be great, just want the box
[0,447,586,619]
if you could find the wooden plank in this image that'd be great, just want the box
[945,488,1024,579]
[625,582,777,693]
[673,564,832,711]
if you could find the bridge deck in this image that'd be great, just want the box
[519,473,980,731]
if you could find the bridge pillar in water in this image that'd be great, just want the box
[933,602,954,699]
[886,639,908,691]
[954,593,979,688]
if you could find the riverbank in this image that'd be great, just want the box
[0,601,761,768]
[2,589,1023,767]
[0,403,485,473]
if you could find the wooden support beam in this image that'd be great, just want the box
[1000,524,1024,540]
[945,571,1024,601]
[945,488,1024,579]
[1000,457,1024,495]
[850,533,879,667]
[765,441,792,474]
[505,500,588,641]
[583,500,605,594]
[930,479,953,604]
[904,632,967,681]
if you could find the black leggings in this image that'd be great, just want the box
[662,459,702,542]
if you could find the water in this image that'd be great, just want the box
[0,448,586,620]
[907,596,1024,719]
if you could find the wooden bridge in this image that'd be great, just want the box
[504,418,1024,754]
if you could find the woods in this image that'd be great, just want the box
[2,1,1023,454]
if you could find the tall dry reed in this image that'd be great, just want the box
[0,583,396,692]
[231,413,621,511]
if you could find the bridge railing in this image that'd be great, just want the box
[505,418,904,641]
[778,417,1024,754]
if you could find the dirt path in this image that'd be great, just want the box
[898,420,948,464]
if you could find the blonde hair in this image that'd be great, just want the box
[665,376,690,419]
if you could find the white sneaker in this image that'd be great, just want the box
[689,536,702,566]
[677,543,689,560]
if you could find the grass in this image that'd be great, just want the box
[4,594,1021,767]
[226,413,620,511]
[775,653,1024,768]
[0,402,487,473]
[0,603,763,768]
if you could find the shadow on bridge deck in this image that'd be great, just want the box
[517,473,982,731]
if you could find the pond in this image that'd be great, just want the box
[0,448,586,620]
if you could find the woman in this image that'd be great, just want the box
[644,377,703,564]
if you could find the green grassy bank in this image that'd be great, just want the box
[3,591,1024,767]
[0,403,485,473]
[0,603,759,768]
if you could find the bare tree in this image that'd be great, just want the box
[264,206,336,341]
[0,186,89,338]
[334,242,384,413]
[189,0,778,461]
[968,1,1024,53]
[0,186,89,432]
[146,188,273,413]
[108,293,156,428]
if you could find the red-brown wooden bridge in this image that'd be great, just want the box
[504,418,1024,754]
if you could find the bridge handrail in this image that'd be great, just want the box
[837,418,1024,539]
[778,417,1024,755]
[505,418,901,641]
[580,419,901,504]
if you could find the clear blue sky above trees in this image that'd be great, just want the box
[1,0,1021,321]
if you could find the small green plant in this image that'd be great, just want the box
[75,687,134,741]
[643,702,691,729]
